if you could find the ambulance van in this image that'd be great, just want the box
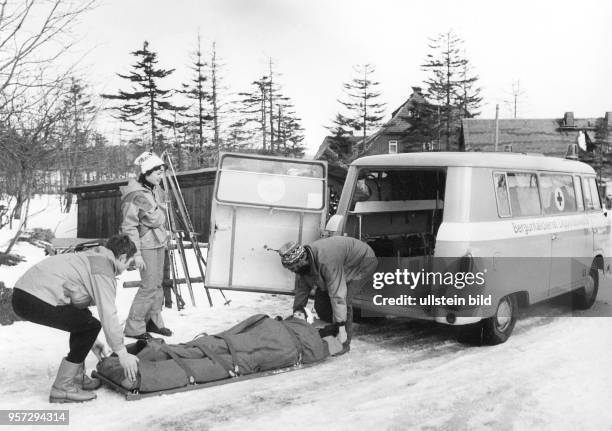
[326,151,610,344]
[204,152,610,345]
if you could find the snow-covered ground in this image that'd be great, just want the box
[0,196,611,431]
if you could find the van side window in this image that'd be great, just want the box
[573,176,584,211]
[582,177,594,210]
[539,174,577,214]
[507,172,540,216]
[494,172,511,217]
[588,177,602,210]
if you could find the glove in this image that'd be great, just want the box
[337,325,347,344]
[318,324,339,338]
[133,255,146,271]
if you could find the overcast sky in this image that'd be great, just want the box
[70,0,612,156]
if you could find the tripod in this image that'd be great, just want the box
[160,151,230,307]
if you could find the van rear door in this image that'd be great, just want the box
[204,153,328,294]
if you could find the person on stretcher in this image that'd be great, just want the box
[96,310,344,392]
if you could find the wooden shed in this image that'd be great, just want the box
[66,164,347,241]
[67,167,217,241]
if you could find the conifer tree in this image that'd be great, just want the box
[208,42,229,154]
[181,34,211,151]
[421,30,481,150]
[275,101,305,157]
[102,41,185,153]
[238,76,270,151]
[328,64,386,157]
[458,58,482,118]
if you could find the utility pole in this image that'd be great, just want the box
[494,104,499,151]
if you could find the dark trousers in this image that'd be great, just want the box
[313,277,371,345]
[12,288,101,364]
[313,260,378,345]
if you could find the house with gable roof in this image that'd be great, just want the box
[315,87,461,165]
[461,112,612,156]
[461,112,612,179]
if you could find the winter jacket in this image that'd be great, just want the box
[14,247,125,353]
[96,314,332,392]
[119,179,168,256]
[293,236,377,323]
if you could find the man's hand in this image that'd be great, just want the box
[133,255,146,271]
[91,340,108,361]
[292,308,307,320]
[337,325,347,344]
[117,349,139,382]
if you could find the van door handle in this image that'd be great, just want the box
[551,234,558,241]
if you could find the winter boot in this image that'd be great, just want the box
[146,320,173,336]
[49,358,97,403]
[74,363,101,390]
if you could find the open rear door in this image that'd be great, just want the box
[205,153,328,294]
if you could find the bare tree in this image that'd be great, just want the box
[0,75,68,251]
[503,80,526,118]
[0,0,96,115]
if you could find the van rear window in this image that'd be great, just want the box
[216,155,326,209]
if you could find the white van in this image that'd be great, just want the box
[205,152,610,344]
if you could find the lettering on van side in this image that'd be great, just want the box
[512,217,587,235]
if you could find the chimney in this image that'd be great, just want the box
[605,112,612,129]
[411,86,422,95]
[564,112,574,128]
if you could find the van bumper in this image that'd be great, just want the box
[352,298,487,325]
[352,297,435,321]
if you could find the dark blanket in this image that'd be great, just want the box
[97,314,331,392]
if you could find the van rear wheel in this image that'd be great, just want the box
[573,265,599,310]
[481,294,518,345]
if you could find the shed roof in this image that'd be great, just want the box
[66,167,217,193]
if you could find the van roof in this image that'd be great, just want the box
[352,152,596,174]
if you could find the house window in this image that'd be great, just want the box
[422,142,434,152]
[388,140,398,154]
[504,144,512,152]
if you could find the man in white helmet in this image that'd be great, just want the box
[120,151,172,340]
[278,236,378,353]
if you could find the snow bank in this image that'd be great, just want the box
[0,195,611,430]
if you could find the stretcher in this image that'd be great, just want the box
[92,361,321,401]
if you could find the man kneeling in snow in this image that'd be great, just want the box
[96,310,343,393]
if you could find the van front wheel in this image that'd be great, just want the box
[481,294,518,345]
